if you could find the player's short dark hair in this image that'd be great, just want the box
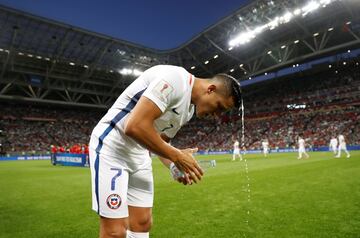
[211,73,242,108]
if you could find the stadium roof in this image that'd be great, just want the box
[0,0,359,108]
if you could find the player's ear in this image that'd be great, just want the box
[207,84,216,94]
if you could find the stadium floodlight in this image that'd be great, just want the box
[294,40,300,44]
[84,65,89,68]
[27,54,33,57]
[281,45,286,49]
[313,32,319,37]
[329,64,332,68]
[230,68,235,72]
[18,52,24,55]
[120,68,132,75]
[347,50,351,53]
[45,57,51,61]
[228,0,339,48]
[302,1,320,16]
[191,66,196,69]
[213,55,219,59]
[343,62,346,65]
[265,72,268,75]
[328,27,334,31]
[69,62,75,66]
[204,60,209,64]
[133,69,143,76]
[109,70,113,73]
[239,64,244,67]
[36,56,42,59]
[267,50,272,55]
[0,48,3,51]
[228,47,233,51]
[346,21,351,25]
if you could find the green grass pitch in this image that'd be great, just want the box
[0,152,359,238]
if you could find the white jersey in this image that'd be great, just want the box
[234,141,240,151]
[262,141,269,149]
[298,138,305,149]
[90,65,195,164]
[338,135,346,145]
[330,138,338,148]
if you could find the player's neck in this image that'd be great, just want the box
[191,77,206,105]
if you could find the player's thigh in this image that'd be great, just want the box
[127,164,154,231]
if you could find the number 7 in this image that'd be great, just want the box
[110,168,122,191]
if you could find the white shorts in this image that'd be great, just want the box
[338,144,347,150]
[233,149,240,155]
[89,147,154,218]
[298,148,306,153]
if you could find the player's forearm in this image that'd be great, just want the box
[125,122,181,162]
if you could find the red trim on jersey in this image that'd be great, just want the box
[189,74,193,85]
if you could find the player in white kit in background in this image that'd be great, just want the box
[335,134,350,158]
[262,139,269,158]
[329,136,338,156]
[297,136,309,159]
[89,65,242,238]
[232,139,242,161]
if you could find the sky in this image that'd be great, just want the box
[0,0,249,50]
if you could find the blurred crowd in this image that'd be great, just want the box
[0,63,359,154]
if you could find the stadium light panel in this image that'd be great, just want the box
[191,66,196,69]
[346,21,351,25]
[343,62,346,65]
[69,62,75,66]
[45,57,50,61]
[27,54,33,57]
[230,68,235,72]
[36,56,42,59]
[18,52,24,55]
[133,69,143,76]
[84,65,89,68]
[294,40,300,44]
[329,64,332,68]
[267,50,272,54]
[213,55,218,59]
[239,64,244,67]
[109,70,113,73]
[347,50,351,53]
[229,0,338,48]
[281,45,286,49]
[204,60,209,64]
[0,48,3,51]
[313,32,319,37]
[228,47,233,51]
[328,27,334,31]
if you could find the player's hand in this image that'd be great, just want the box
[172,147,203,184]
[169,163,192,185]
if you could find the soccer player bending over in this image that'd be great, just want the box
[89,65,242,238]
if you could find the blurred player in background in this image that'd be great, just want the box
[335,134,350,158]
[89,65,242,238]
[262,139,269,158]
[297,135,309,159]
[329,136,338,156]
[232,139,242,161]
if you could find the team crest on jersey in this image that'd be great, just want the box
[106,194,122,209]
[153,80,174,100]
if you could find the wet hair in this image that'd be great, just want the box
[211,73,242,108]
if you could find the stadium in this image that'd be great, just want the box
[0,0,359,237]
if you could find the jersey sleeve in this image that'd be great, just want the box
[142,72,184,113]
